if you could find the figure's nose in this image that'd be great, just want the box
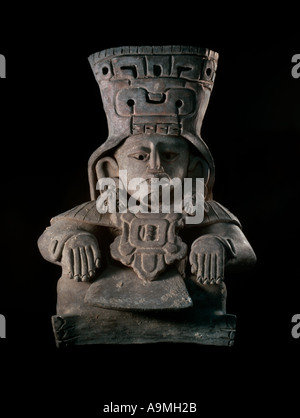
[147,149,163,173]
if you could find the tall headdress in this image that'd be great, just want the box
[88,45,219,200]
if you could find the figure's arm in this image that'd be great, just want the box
[189,222,256,285]
[38,218,101,282]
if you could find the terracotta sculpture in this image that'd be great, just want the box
[38,45,256,347]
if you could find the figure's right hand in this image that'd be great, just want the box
[61,233,101,282]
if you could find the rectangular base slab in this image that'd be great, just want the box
[52,308,236,347]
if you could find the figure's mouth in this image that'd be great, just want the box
[145,172,171,183]
[147,167,165,174]
[137,173,177,209]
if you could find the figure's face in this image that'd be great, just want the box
[114,134,190,194]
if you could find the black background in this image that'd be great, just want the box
[0,6,299,415]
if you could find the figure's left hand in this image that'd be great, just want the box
[189,236,227,284]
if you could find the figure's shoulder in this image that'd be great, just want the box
[51,200,112,227]
[202,200,242,228]
[50,199,241,229]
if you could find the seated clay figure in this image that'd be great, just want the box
[38,45,256,346]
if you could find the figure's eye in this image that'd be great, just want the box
[161,151,179,161]
[128,152,149,161]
